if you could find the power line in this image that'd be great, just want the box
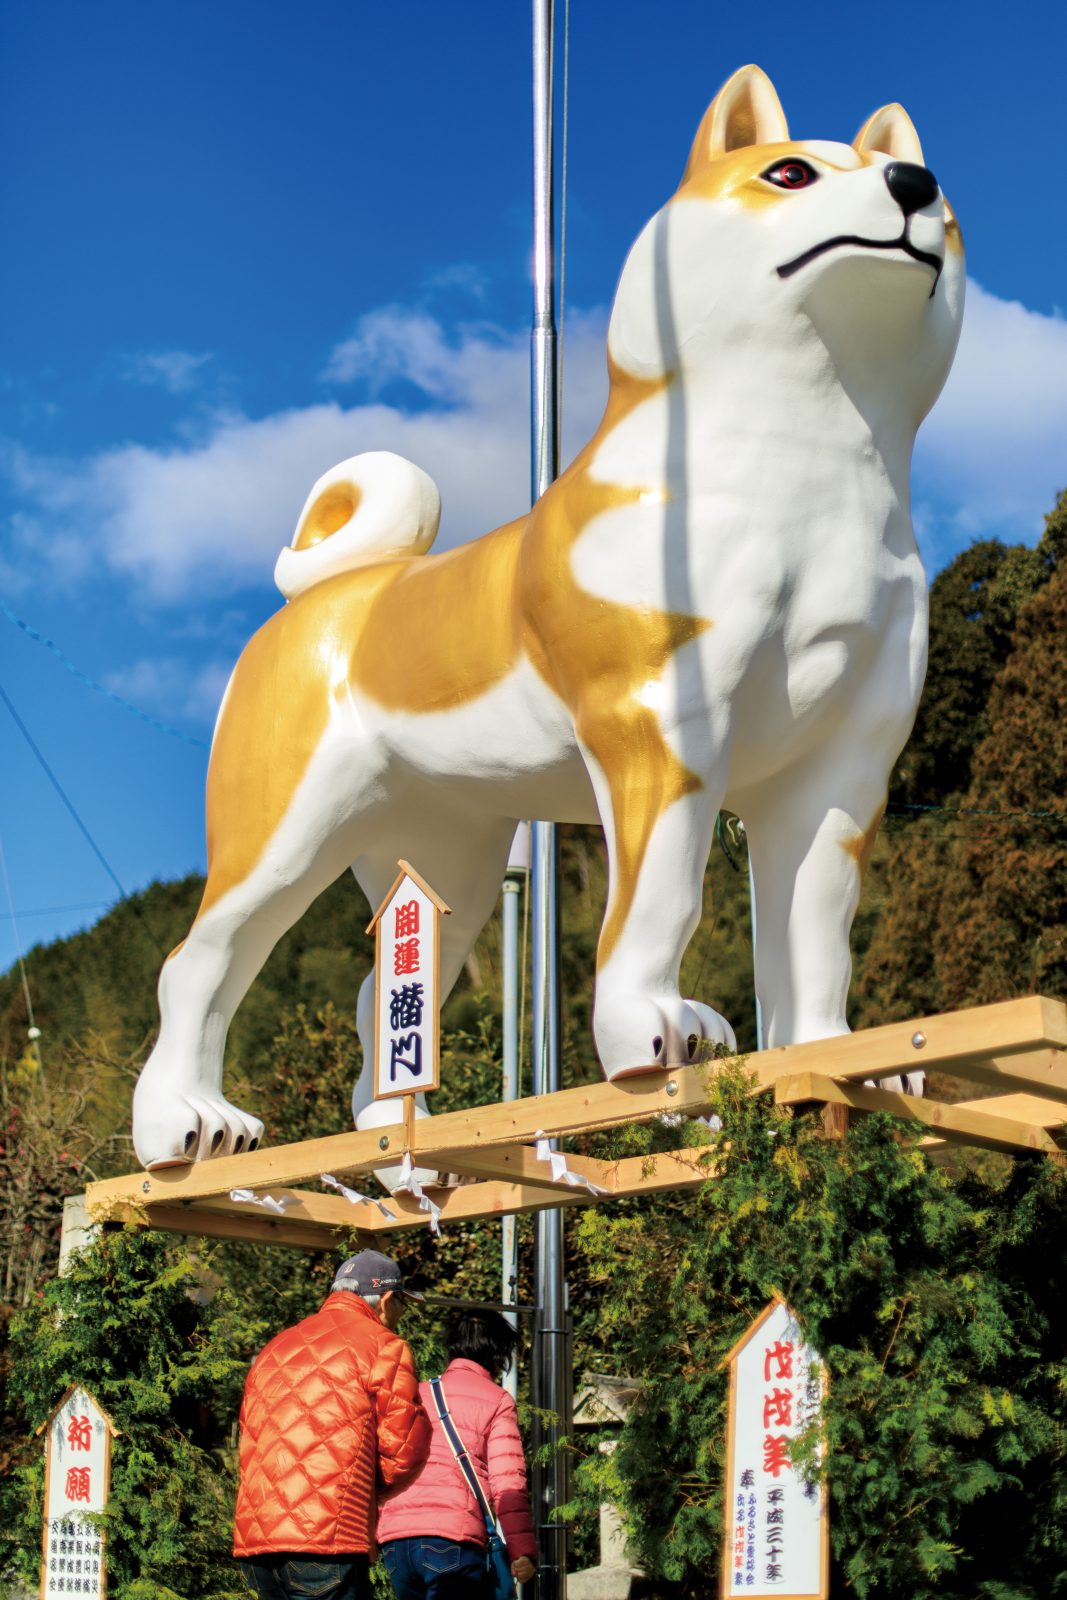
[0,679,129,904]
[0,900,112,920]
[0,679,170,960]
[0,598,210,750]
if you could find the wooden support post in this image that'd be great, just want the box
[820,1101,851,1141]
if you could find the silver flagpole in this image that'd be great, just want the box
[501,822,529,1402]
[530,1,568,1595]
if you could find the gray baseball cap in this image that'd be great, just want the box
[332,1248,424,1301]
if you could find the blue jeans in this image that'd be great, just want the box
[381,1536,488,1599]
[239,1554,371,1599]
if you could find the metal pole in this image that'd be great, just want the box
[740,821,764,1050]
[530,2,567,1594]
[501,824,529,1401]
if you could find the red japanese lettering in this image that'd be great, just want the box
[64,1467,91,1503]
[394,938,420,975]
[763,1339,795,1381]
[762,1387,793,1428]
[66,1415,92,1451]
[762,1434,791,1478]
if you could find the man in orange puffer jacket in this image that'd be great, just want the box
[234,1249,432,1600]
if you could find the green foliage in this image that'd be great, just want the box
[0,1228,260,1600]
[891,494,1066,810]
[859,491,1067,1030]
[571,1065,1067,1597]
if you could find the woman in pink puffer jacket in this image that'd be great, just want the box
[377,1310,538,1598]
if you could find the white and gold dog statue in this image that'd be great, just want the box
[133,65,964,1169]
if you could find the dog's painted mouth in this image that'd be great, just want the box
[776,230,943,296]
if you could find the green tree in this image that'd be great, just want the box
[855,492,1067,1027]
[571,1066,1067,1599]
[933,555,1067,1009]
[1,1229,259,1600]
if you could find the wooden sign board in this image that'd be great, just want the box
[367,859,450,1101]
[39,1386,115,1599]
[721,1299,828,1599]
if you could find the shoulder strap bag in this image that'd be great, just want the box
[429,1376,518,1600]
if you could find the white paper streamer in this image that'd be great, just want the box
[320,1172,397,1222]
[394,1152,442,1233]
[533,1131,609,1196]
[229,1188,296,1215]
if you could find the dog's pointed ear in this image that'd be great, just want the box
[683,65,790,180]
[853,103,925,163]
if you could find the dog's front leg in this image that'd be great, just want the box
[738,747,890,1052]
[579,726,736,1077]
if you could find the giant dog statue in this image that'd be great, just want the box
[132,65,964,1169]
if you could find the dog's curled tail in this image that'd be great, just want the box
[275,451,442,600]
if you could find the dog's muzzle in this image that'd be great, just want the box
[776,161,944,296]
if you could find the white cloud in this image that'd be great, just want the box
[422,263,490,301]
[102,655,233,724]
[118,350,213,394]
[4,308,610,603]
[6,281,1063,614]
[321,306,527,407]
[914,281,1067,559]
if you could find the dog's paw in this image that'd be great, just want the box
[132,1081,264,1169]
[594,991,736,1079]
[682,999,738,1058]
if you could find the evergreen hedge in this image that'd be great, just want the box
[573,1066,1067,1597]
[1,1229,259,1600]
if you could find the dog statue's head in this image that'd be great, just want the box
[609,65,964,429]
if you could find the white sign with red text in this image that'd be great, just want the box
[722,1299,828,1599]
[369,860,450,1101]
[40,1386,114,1600]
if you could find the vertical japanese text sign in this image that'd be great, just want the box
[368,859,450,1101]
[39,1385,115,1600]
[721,1299,828,1599]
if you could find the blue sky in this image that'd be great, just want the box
[2,0,1066,980]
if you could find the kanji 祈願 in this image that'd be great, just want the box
[66,1415,92,1451]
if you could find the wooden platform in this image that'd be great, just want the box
[85,996,1067,1250]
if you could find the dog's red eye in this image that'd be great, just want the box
[763,160,818,190]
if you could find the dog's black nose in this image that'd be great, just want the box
[883,161,940,216]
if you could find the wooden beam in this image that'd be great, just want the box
[946,1092,1067,1129]
[774,1072,1064,1156]
[111,1146,716,1246]
[87,1070,718,1215]
[750,996,1067,1092]
[117,1204,345,1252]
[86,996,1067,1219]
[430,1145,615,1190]
[933,1049,1067,1106]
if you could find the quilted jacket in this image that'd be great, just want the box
[377,1357,538,1563]
[233,1291,431,1556]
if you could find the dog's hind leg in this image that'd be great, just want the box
[132,738,381,1168]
